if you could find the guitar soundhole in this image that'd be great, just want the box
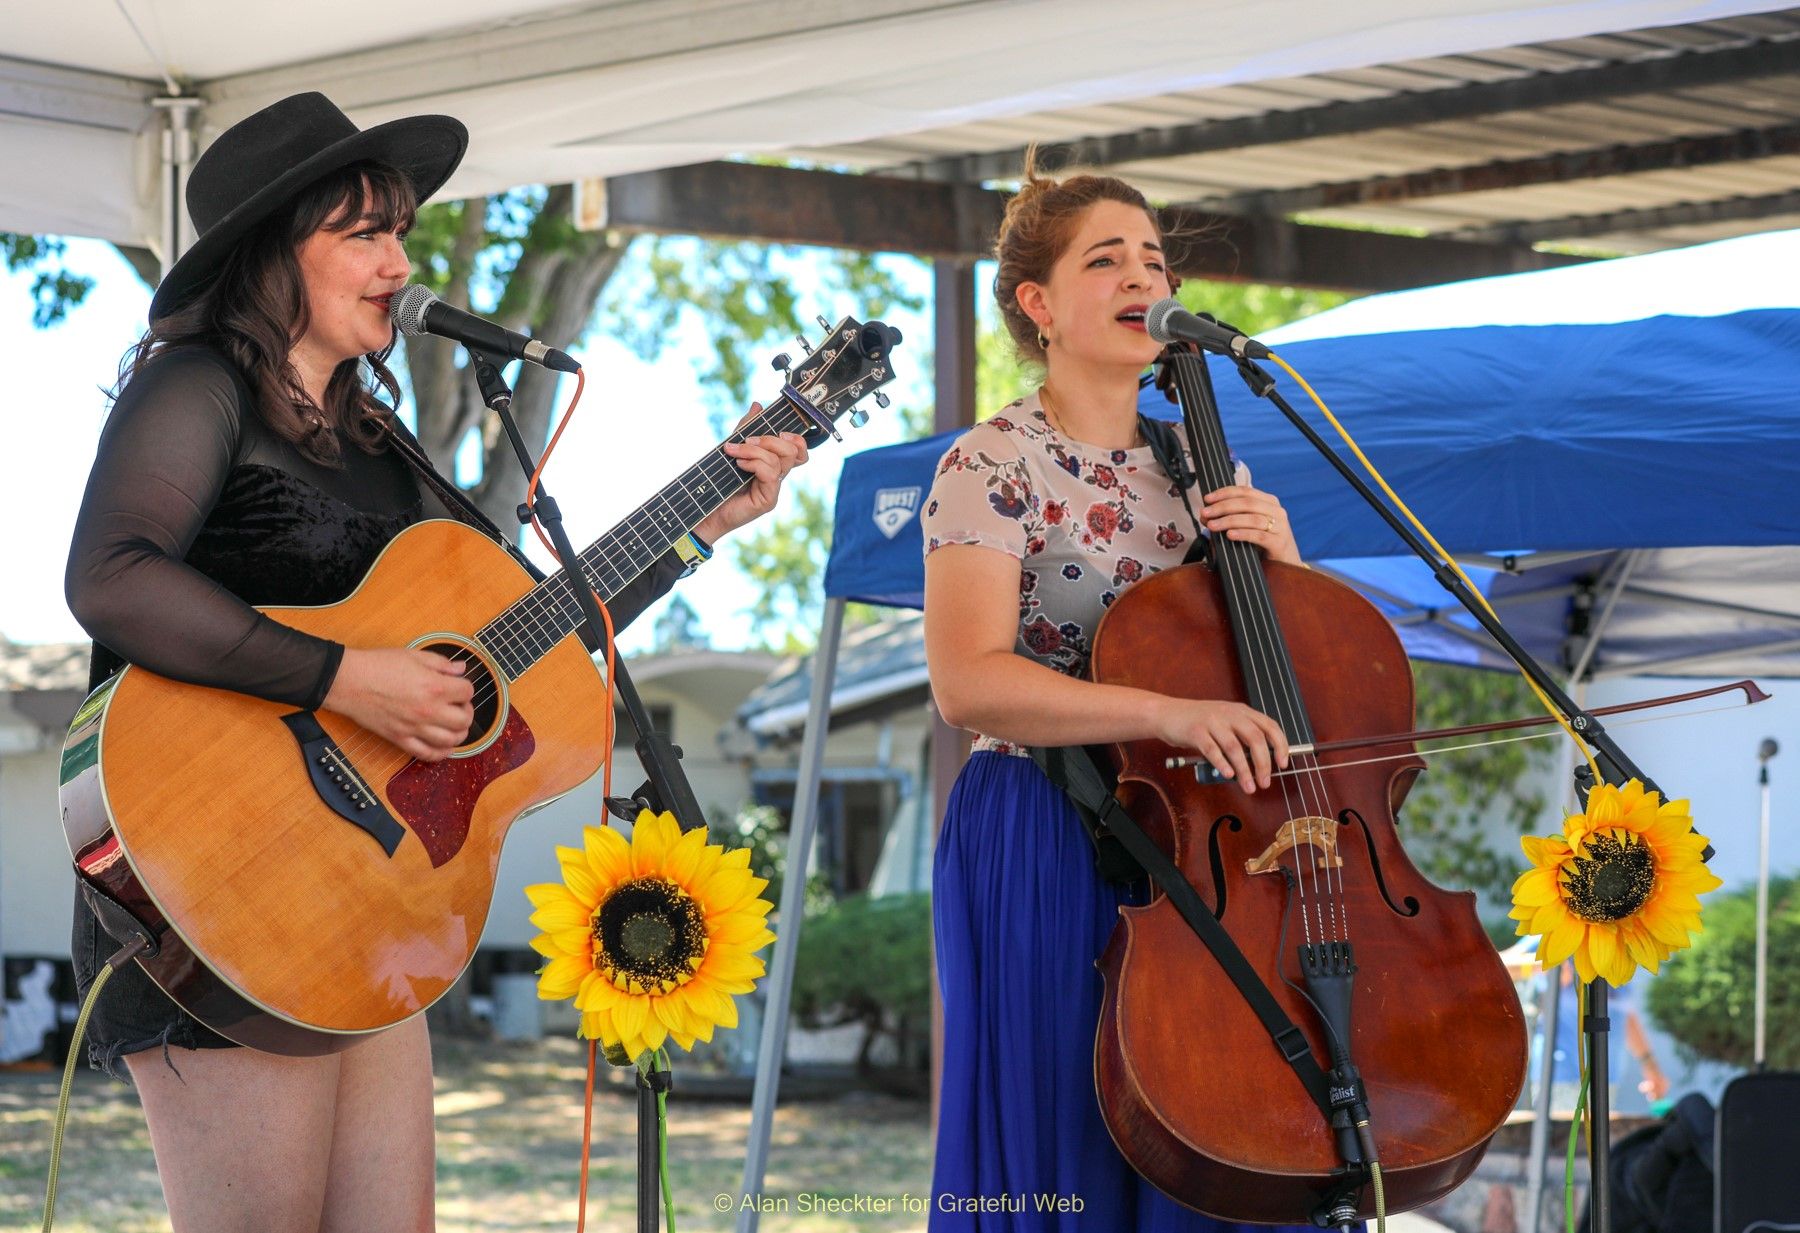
[417,640,502,750]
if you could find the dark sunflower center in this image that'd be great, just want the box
[593,877,706,990]
[1563,831,1656,922]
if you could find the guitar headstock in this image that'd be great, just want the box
[770,315,905,445]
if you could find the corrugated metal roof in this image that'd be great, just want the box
[782,8,1800,254]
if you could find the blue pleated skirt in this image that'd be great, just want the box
[929,751,1323,1233]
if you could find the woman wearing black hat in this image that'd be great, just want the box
[64,93,807,1229]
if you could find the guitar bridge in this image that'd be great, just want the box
[280,711,406,857]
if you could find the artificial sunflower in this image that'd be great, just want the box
[527,810,776,1062]
[1510,778,1723,987]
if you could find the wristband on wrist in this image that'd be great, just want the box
[674,531,713,574]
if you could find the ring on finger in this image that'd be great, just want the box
[1264,515,1275,533]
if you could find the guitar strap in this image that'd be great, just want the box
[377,417,548,583]
[1026,742,1335,1119]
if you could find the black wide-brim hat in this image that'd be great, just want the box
[149,92,467,322]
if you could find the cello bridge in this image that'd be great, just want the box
[1245,817,1342,875]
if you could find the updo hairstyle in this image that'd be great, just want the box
[992,148,1177,364]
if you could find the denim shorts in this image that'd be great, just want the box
[71,894,237,1079]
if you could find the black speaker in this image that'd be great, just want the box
[1716,1072,1800,1233]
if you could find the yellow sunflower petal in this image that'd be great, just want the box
[1512,869,1561,907]
[611,992,649,1050]
[629,811,681,876]
[1539,911,1586,970]
[636,1007,669,1054]
[556,844,599,905]
[538,954,589,1001]
[584,824,632,888]
[530,898,594,933]
[662,825,709,890]
[525,881,581,911]
[1585,924,1635,987]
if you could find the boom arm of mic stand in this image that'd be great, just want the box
[1226,356,1676,811]
[467,350,707,834]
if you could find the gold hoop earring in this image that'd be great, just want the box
[1036,331,1050,350]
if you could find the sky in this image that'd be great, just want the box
[1,237,936,654]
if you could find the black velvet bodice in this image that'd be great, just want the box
[184,463,421,610]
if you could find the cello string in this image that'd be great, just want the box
[1179,354,1340,945]
[1173,354,1338,943]
[1182,354,1345,942]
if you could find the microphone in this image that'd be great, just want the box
[389,284,580,373]
[1145,298,1271,361]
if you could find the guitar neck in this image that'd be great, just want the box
[478,396,816,678]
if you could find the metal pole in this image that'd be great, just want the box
[737,597,846,1231]
[1525,682,1585,1230]
[1755,738,1778,1068]
[151,97,200,276]
[1523,961,1564,1232]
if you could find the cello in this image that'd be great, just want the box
[1087,345,1527,1224]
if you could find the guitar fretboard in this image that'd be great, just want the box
[475,397,816,679]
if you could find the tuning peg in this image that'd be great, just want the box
[874,391,890,408]
[771,353,791,372]
[850,409,869,428]
[795,334,813,355]
[815,314,831,331]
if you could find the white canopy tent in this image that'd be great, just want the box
[4,0,1781,263]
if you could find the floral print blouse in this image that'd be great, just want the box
[922,390,1247,755]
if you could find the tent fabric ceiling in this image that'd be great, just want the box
[1,0,1782,247]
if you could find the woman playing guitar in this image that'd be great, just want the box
[63,92,806,1231]
[920,157,1319,1230]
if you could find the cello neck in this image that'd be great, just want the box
[1163,349,1317,746]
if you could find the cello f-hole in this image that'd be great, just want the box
[1340,807,1421,918]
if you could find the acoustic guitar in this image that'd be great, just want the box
[61,316,902,1055]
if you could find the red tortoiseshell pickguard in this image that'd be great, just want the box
[385,707,536,867]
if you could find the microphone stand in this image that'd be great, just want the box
[1216,350,1698,1233]
[467,348,694,1233]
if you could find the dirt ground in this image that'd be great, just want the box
[0,1037,934,1233]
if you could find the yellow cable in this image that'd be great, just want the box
[42,961,115,1233]
[1266,352,1603,784]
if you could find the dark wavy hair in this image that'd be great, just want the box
[116,160,418,465]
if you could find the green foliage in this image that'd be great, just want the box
[1175,278,1352,336]
[1397,662,1554,909]
[651,594,710,653]
[1647,875,1800,1070]
[976,314,1035,422]
[600,238,924,431]
[790,892,932,1073]
[727,481,891,651]
[1,234,94,327]
[709,803,833,918]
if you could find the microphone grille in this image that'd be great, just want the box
[1144,298,1183,345]
[390,284,437,336]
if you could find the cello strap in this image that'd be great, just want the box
[1137,414,1210,565]
[1028,743,1334,1119]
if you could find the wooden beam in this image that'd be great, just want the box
[1446,189,1800,244]
[595,161,1001,260]
[934,260,977,433]
[592,162,1588,292]
[1192,123,1800,217]
[894,38,1800,183]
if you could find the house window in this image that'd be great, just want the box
[612,702,674,747]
